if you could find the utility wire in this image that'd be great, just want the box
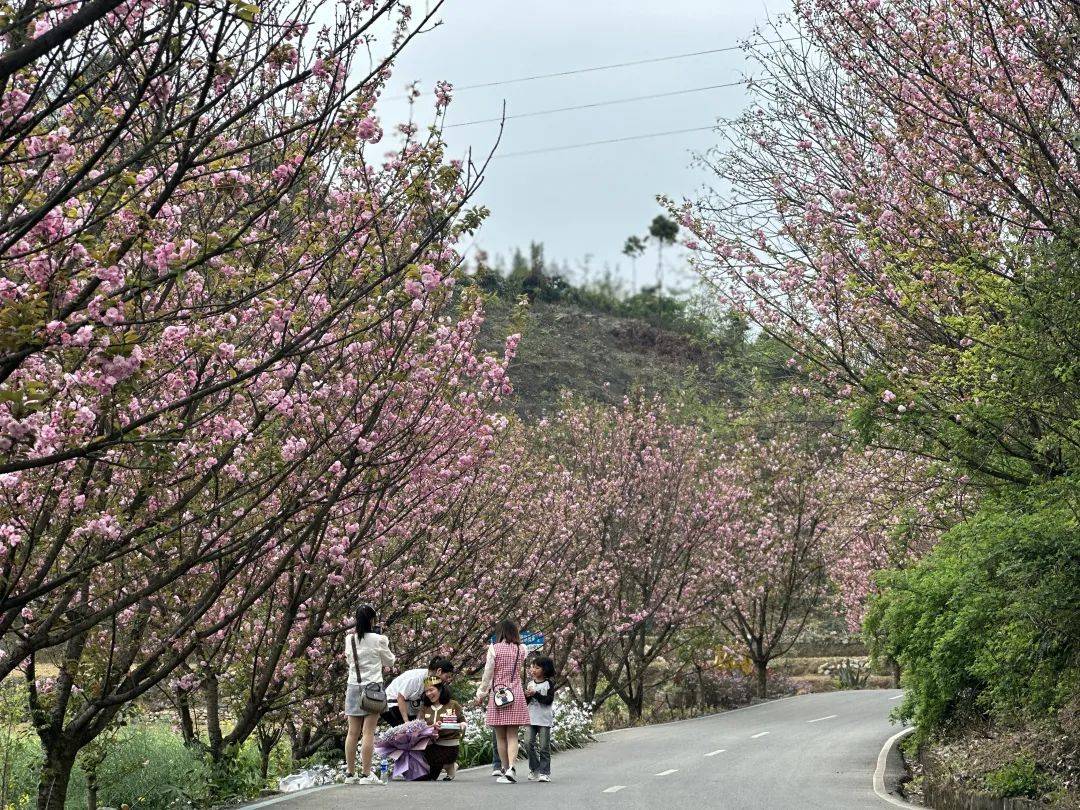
[445,80,747,129]
[390,36,802,99]
[492,125,717,159]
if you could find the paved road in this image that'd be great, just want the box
[255,689,907,809]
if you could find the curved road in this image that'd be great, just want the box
[254,689,907,809]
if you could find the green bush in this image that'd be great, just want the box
[2,725,212,810]
[457,736,495,770]
[0,730,42,810]
[865,496,1080,742]
[984,755,1055,799]
[833,659,872,690]
[93,726,210,809]
[205,742,266,805]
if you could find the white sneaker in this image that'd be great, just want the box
[528,771,538,781]
[359,773,381,786]
[496,768,517,784]
[344,775,360,785]
[491,768,502,777]
[538,774,550,783]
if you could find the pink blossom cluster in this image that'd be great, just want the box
[678,0,1077,488]
[0,0,519,794]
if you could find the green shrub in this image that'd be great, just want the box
[2,724,209,810]
[0,730,41,810]
[833,659,872,690]
[457,736,495,769]
[865,496,1080,742]
[984,755,1056,799]
[205,742,265,805]
[92,726,210,809]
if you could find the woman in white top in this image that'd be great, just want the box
[344,604,395,785]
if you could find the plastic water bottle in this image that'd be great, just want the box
[379,758,389,785]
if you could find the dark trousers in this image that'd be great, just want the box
[380,706,407,727]
[422,743,459,780]
[527,725,551,775]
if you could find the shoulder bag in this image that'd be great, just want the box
[351,634,388,713]
[492,643,523,707]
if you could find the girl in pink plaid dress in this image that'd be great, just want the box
[474,619,529,783]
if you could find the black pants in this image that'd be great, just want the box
[422,743,459,780]
[380,706,408,726]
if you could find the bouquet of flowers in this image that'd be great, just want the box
[374,720,439,780]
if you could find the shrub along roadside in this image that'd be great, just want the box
[866,496,1080,743]
[2,724,210,810]
[865,494,1080,802]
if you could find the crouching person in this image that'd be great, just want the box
[419,679,466,781]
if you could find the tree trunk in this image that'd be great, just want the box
[37,743,77,810]
[178,691,196,745]
[289,723,310,762]
[891,659,901,689]
[580,653,600,708]
[257,727,279,780]
[631,666,647,721]
[753,659,768,699]
[204,673,223,762]
[86,769,98,810]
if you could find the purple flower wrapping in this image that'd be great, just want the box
[373,720,439,780]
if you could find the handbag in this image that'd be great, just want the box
[350,635,388,713]
[491,643,523,708]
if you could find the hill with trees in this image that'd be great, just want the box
[463,241,758,417]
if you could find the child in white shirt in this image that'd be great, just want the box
[524,656,556,782]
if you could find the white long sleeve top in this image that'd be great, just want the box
[345,631,395,685]
[475,643,528,701]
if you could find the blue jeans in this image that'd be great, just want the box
[491,728,502,770]
[527,725,551,775]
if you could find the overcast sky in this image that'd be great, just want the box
[374,0,791,293]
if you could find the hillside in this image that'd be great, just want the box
[478,294,744,418]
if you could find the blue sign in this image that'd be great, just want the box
[490,630,545,651]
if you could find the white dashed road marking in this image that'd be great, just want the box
[889,694,904,700]
[751,731,770,738]
[655,769,679,776]
[807,714,838,723]
[704,749,726,757]
[603,785,627,794]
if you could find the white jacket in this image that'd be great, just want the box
[345,631,395,685]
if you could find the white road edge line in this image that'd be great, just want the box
[655,769,679,776]
[603,785,627,793]
[807,714,838,723]
[704,749,726,756]
[750,731,770,738]
[889,694,904,700]
[873,727,916,807]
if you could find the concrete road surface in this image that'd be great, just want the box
[251,689,908,809]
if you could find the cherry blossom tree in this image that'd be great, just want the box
[518,397,747,720]
[681,0,1080,487]
[711,431,903,695]
[0,0,518,806]
[175,393,544,777]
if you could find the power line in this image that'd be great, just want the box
[445,80,747,129]
[389,36,802,99]
[454,38,799,91]
[492,125,717,159]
